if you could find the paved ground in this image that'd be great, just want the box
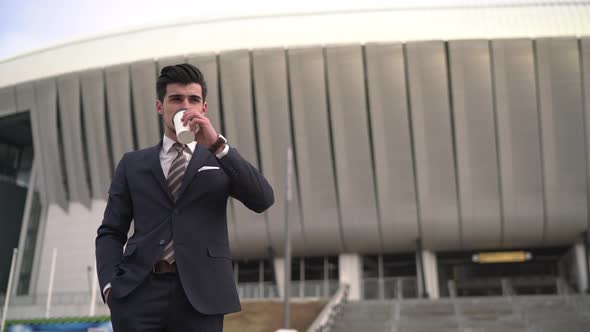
[224,300,327,332]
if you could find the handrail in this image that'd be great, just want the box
[306,283,349,332]
[447,280,465,331]
[501,278,514,297]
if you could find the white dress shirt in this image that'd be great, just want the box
[160,135,197,176]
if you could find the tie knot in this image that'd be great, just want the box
[172,143,191,155]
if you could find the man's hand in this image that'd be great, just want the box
[181,110,218,148]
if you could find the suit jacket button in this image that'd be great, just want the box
[159,240,165,245]
[174,209,180,215]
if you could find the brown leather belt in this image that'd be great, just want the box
[153,260,177,274]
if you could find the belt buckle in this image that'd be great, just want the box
[152,261,174,274]
[153,261,163,274]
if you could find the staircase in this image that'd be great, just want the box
[332,300,393,332]
[331,295,590,332]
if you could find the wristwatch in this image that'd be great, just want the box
[209,134,227,153]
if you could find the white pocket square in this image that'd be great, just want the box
[198,166,220,172]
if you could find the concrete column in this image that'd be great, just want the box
[274,258,285,298]
[339,253,362,300]
[574,241,589,293]
[416,251,424,297]
[421,250,440,299]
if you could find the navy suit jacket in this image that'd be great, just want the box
[95,142,274,315]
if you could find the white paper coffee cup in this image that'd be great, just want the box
[173,109,199,144]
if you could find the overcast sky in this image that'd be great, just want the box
[0,0,582,60]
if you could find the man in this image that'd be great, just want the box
[96,63,274,331]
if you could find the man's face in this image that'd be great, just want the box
[156,82,207,135]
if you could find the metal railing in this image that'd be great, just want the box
[447,280,467,331]
[237,282,278,299]
[363,276,417,299]
[2,291,102,306]
[290,280,339,298]
[237,280,340,299]
[388,280,403,332]
[3,280,336,305]
[0,291,111,320]
[306,283,349,332]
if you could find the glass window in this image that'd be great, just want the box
[327,256,339,280]
[382,253,416,277]
[237,260,260,283]
[304,256,325,280]
[291,257,301,281]
[262,260,274,283]
[363,255,379,278]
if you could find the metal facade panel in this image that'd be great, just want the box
[17,82,45,203]
[252,49,306,254]
[105,65,135,169]
[406,41,460,250]
[535,38,587,245]
[583,38,590,231]
[130,60,160,149]
[287,47,343,254]
[364,43,419,252]
[34,78,68,209]
[187,54,222,134]
[492,39,544,246]
[219,50,269,257]
[0,86,16,116]
[80,70,112,198]
[449,40,502,249]
[57,74,91,207]
[325,45,381,253]
[16,83,35,112]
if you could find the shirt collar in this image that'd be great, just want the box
[162,134,196,154]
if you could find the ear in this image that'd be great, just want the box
[202,101,208,115]
[156,100,163,115]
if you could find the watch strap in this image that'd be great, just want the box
[209,134,227,153]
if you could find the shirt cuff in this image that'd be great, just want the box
[215,143,230,159]
[103,283,111,295]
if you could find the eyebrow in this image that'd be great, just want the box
[167,94,202,100]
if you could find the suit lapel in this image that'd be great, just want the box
[176,144,210,199]
[149,141,174,202]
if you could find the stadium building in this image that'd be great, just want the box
[1,0,590,322]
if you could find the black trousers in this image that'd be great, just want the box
[108,272,224,332]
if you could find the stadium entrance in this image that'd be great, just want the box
[0,111,39,297]
[437,247,575,297]
[362,253,417,299]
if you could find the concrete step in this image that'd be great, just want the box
[333,301,393,332]
[397,319,459,328]
[332,321,390,332]
[531,320,590,332]
[332,296,590,332]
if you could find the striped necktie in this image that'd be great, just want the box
[161,142,190,264]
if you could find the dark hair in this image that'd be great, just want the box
[156,63,207,102]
